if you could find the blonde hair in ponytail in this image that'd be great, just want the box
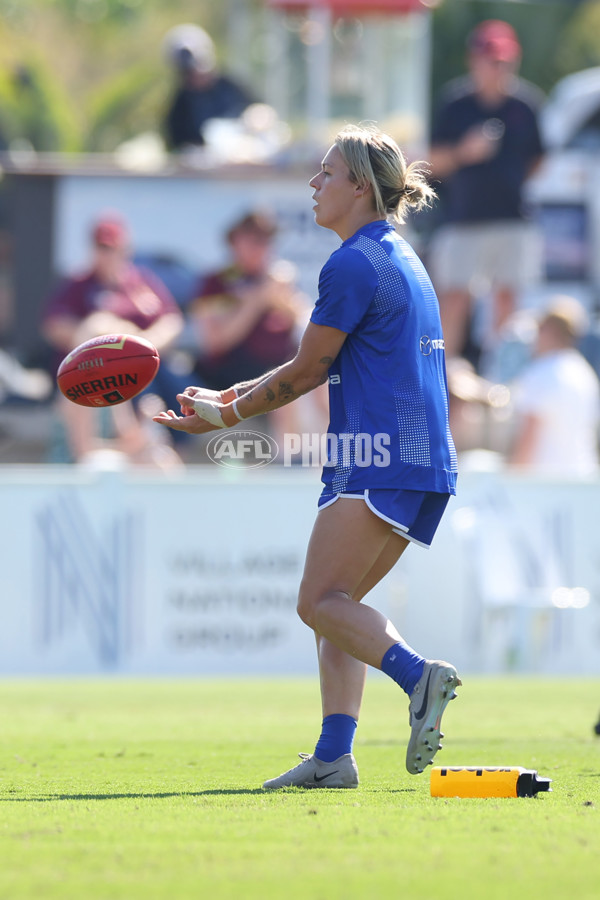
[335,123,436,225]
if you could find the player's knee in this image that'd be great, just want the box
[297,583,352,630]
[297,579,331,629]
[296,581,316,628]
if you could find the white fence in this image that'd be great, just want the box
[0,466,598,675]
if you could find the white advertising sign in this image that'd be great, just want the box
[396,472,600,675]
[0,467,598,676]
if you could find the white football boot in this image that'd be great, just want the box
[406,660,461,774]
[263,752,359,789]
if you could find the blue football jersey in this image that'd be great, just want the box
[310,220,458,495]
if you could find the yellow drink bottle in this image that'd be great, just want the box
[430,766,552,798]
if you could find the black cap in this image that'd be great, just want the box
[516,770,552,797]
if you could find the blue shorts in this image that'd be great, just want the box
[317,488,451,548]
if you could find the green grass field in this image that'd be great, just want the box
[0,676,598,900]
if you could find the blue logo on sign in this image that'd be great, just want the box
[35,491,141,665]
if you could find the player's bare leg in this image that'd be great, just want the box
[298,499,410,668]
[264,501,403,789]
[316,530,409,720]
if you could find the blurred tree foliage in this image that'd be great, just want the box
[0,0,260,152]
[556,0,600,74]
[0,0,596,153]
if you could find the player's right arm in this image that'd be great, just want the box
[231,321,346,418]
[154,321,347,433]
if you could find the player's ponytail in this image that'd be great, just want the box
[335,124,436,225]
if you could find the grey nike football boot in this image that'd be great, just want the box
[262,752,359,789]
[406,660,461,775]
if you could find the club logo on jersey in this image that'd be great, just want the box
[420,336,445,356]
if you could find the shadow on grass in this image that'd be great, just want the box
[0,786,418,802]
[0,789,265,801]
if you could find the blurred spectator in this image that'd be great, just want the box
[508,296,600,475]
[163,24,254,152]
[447,357,511,466]
[476,307,539,385]
[41,213,185,468]
[428,20,545,365]
[189,211,303,384]
[188,210,324,440]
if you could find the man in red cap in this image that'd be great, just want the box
[428,20,545,370]
[43,214,183,355]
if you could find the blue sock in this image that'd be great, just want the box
[314,714,357,762]
[381,641,426,696]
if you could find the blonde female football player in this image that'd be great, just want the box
[154,124,461,788]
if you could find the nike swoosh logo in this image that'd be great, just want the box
[314,770,339,783]
[413,672,432,720]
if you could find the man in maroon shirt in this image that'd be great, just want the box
[42,215,184,466]
[189,211,304,389]
[43,216,183,360]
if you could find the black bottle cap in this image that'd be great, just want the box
[516,770,552,797]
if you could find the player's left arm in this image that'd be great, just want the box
[153,321,347,434]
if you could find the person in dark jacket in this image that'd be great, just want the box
[163,24,254,151]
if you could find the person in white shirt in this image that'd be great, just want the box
[509,296,600,475]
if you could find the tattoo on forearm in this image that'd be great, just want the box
[319,356,334,366]
[234,368,278,395]
[278,382,296,401]
[265,387,275,403]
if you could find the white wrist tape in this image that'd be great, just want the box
[192,397,226,428]
[232,398,245,421]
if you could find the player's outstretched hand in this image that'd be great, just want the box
[152,390,225,434]
[152,408,211,434]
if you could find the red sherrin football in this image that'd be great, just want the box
[56,333,160,407]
